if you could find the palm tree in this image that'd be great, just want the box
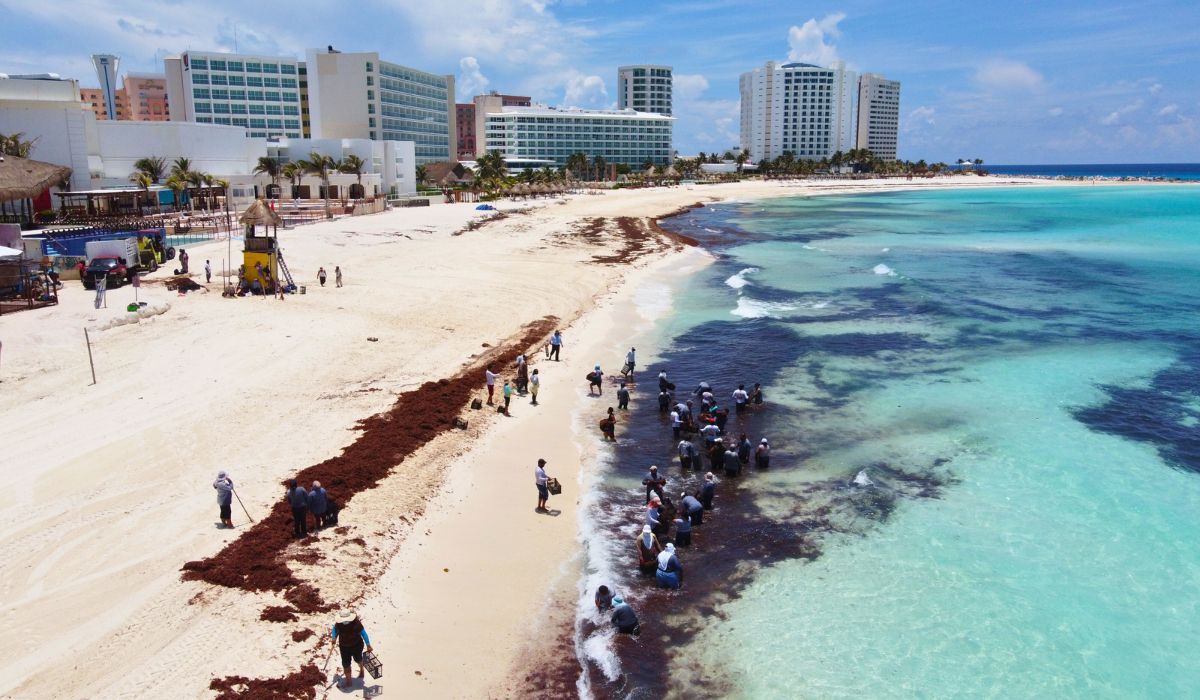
[129,172,152,216]
[253,156,282,198]
[475,150,507,185]
[538,166,556,184]
[164,175,186,212]
[735,149,749,176]
[0,132,37,158]
[338,154,366,199]
[281,162,303,199]
[593,155,607,182]
[134,156,167,184]
[185,170,207,211]
[565,152,589,181]
[415,164,428,186]
[299,151,338,218]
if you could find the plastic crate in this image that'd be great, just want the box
[363,650,382,679]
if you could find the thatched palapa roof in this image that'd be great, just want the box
[240,198,283,226]
[0,156,72,203]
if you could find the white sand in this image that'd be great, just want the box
[0,175,1103,698]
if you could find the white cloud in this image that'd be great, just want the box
[1100,99,1144,126]
[457,56,490,98]
[903,105,936,133]
[674,74,710,101]
[1157,103,1179,117]
[974,59,1044,92]
[675,99,740,151]
[1048,107,1064,117]
[787,13,845,66]
[1149,83,1163,95]
[561,72,608,108]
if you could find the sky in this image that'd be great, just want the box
[2,0,1198,163]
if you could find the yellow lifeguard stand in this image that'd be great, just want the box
[238,198,288,292]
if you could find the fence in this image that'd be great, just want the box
[0,258,58,316]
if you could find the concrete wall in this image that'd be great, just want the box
[91,121,265,183]
[0,78,93,189]
[306,50,371,140]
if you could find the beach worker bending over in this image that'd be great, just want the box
[610,595,640,635]
[308,481,328,529]
[588,365,604,395]
[681,492,704,526]
[549,330,563,361]
[636,525,662,572]
[656,543,683,589]
[599,409,617,442]
[213,471,234,528]
[672,509,692,546]
[678,439,697,471]
[595,585,615,612]
[330,610,373,689]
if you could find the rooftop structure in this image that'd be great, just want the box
[164,51,306,139]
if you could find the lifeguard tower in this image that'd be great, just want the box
[238,199,295,293]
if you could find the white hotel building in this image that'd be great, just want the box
[482,106,673,170]
[739,60,856,161]
[164,52,306,139]
[617,65,673,116]
[856,73,901,161]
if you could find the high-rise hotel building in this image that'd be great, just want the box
[305,48,455,164]
[739,60,856,161]
[617,65,672,115]
[482,106,673,170]
[164,52,307,139]
[855,73,900,161]
[165,48,455,164]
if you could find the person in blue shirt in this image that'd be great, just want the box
[549,330,563,361]
[330,610,373,689]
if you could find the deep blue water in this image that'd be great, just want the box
[986,163,1200,180]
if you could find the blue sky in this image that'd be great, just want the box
[3,0,1198,163]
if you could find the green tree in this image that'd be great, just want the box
[299,152,338,218]
[281,161,303,198]
[0,132,37,158]
[164,175,186,211]
[415,164,428,185]
[593,154,607,181]
[338,154,366,197]
[134,156,167,183]
[253,156,282,197]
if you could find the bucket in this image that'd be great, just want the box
[299,285,307,295]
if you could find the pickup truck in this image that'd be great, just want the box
[83,256,131,290]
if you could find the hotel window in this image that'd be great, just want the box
[367,103,375,114]
[230,103,247,114]
[246,76,263,87]
[213,103,230,114]
[214,117,231,125]
[282,92,298,102]
[281,64,296,74]
[249,104,265,114]
[250,118,266,129]
[227,61,243,71]
[265,91,280,101]
[211,89,229,100]
[366,76,374,86]
[283,105,299,115]
[263,77,279,88]
[266,105,282,115]
[209,60,226,71]
[232,118,248,127]
[246,62,262,73]
[285,119,300,129]
[281,78,297,88]
[367,90,374,100]
[197,116,212,123]
[191,58,208,70]
[263,63,279,74]
[370,131,376,139]
[267,119,283,129]
[228,75,245,86]
[369,117,376,127]
[248,91,264,101]
[192,73,209,85]
[366,62,374,72]
[194,102,212,113]
[229,90,246,101]
[193,88,210,99]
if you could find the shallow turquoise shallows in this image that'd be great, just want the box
[627,186,1200,698]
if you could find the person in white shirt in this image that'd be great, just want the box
[700,423,721,446]
[485,367,497,405]
[733,385,750,412]
[622,347,636,378]
[534,458,551,511]
[670,410,682,439]
[530,369,541,406]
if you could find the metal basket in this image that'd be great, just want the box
[363,650,383,679]
[546,477,562,495]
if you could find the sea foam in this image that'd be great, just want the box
[873,263,897,276]
[725,267,759,290]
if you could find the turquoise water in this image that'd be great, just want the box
[588,186,1200,697]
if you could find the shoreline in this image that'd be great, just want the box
[2,174,1193,698]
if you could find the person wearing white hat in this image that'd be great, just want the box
[655,543,683,589]
[635,524,662,572]
[330,609,372,689]
[212,471,234,528]
[755,438,771,469]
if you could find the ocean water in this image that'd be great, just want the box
[986,163,1200,180]
[575,186,1200,698]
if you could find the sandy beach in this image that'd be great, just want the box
[0,174,1115,698]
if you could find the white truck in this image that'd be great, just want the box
[84,238,139,269]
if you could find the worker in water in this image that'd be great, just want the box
[610,595,640,635]
[655,543,683,589]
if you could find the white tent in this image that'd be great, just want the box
[0,245,23,258]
